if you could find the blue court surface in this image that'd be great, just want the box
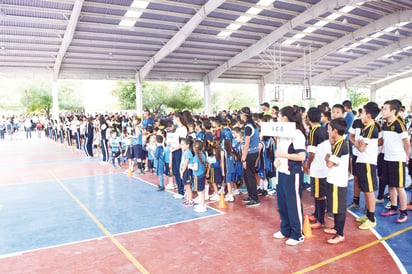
[346,178,412,272]
[0,173,221,256]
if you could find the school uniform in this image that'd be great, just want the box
[180,149,193,185]
[100,124,109,162]
[349,119,364,176]
[327,137,349,237]
[356,121,380,192]
[222,147,236,183]
[84,122,94,157]
[243,122,260,204]
[277,129,306,241]
[382,117,408,188]
[192,152,207,192]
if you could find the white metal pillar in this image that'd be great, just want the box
[135,73,143,116]
[52,80,59,119]
[370,86,377,102]
[340,86,348,102]
[204,82,211,116]
[258,82,265,111]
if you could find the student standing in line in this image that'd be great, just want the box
[304,107,330,229]
[353,102,381,229]
[324,118,349,244]
[180,138,194,206]
[380,100,409,223]
[84,117,94,157]
[99,115,109,163]
[154,135,165,191]
[239,107,260,207]
[171,112,188,199]
[190,140,207,212]
[272,106,306,246]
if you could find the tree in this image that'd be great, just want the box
[142,82,169,114]
[112,81,136,110]
[23,87,52,116]
[167,84,203,112]
[347,88,369,109]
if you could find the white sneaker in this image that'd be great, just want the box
[194,205,206,213]
[193,196,200,204]
[218,187,225,194]
[209,194,219,201]
[232,189,241,196]
[165,183,174,190]
[273,231,285,239]
[385,201,392,209]
[225,194,234,202]
[174,193,184,199]
[285,236,304,246]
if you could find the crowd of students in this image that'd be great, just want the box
[13,98,412,246]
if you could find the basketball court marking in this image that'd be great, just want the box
[49,171,150,274]
[294,225,412,274]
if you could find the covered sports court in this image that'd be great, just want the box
[0,0,411,273]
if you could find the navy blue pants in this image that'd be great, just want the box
[101,139,109,162]
[277,170,304,241]
[172,149,183,195]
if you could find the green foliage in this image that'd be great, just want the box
[23,87,52,116]
[347,88,369,109]
[112,81,137,110]
[167,84,203,112]
[112,81,203,113]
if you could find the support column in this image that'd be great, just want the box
[258,82,265,111]
[135,73,143,116]
[204,82,211,117]
[370,86,377,102]
[52,80,59,119]
[339,86,348,102]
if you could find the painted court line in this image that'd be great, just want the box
[129,173,227,215]
[348,211,407,274]
[293,225,412,274]
[49,170,149,274]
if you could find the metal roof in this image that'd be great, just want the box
[0,0,411,88]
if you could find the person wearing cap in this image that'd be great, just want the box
[261,102,272,117]
[240,107,260,207]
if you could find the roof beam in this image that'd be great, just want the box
[311,36,412,84]
[341,56,412,87]
[263,9,412,84]
[138,0,225,81]
[53,0,84,80]
[371,70,412,91]
[203,0,373,83]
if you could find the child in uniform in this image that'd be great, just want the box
[123,136,135,174]
[353,102,381,229]
[190,140,207,212]
[109,131,122,169]
[154,135,165,191]
[324,118,349,244]
[180,138,194,206]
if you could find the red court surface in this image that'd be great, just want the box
[0,134,410,273]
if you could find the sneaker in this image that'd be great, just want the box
[381,209,397,216]
[193,196,200,204]
[359,219,376,229]
[396,212,408,223]
[375,198,384,204]
[383,193,390,199]
[285,236,304,246]
[165,183,174,190]
[268,189,277,195]
[218,187,225,194]
[273,231,285,239]
[182,200,194,207]
[258,190,268,196]
[245,200,260,207]
[194,205,206,212]
[355,215,368,223]
[385,201,392,209]
[310,222,324,229]
[347,202,360,210]
[327,234,345,244]
[324,228,337,234]
[157,186,165,191]
[174,193,184,199]
[232,189,241,195]
[209,193,219,201]
[242,197,252,203]
[224,194,234,202]
[407,204,412,211]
